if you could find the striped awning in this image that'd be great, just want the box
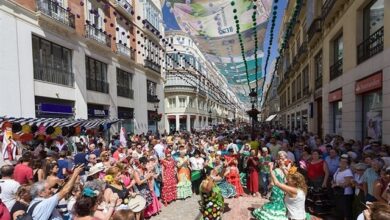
[0,117,120,130]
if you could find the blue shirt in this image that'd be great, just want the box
[57,159,68,179]
[325,156,340,176]
[362,168,379,196]
[29,194,62,220]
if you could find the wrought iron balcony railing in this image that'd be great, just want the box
[86,78,109,93]
[117,86,134,99]
[308,18,322,42]
[36,0,75,28]
[116,43,133,59]
[315,75,323,90]
[33,63,74,86]
[330,58,343,81]
[357,26,384,64]
[144,59,161,74]
[322,0,336,19]
[116,0,133,15]
[85,23,111,47]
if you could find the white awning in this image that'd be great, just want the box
[265,114,277,122]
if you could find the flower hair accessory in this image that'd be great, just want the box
[83,187,99,197]
[288,166,298,175]
[104,175,114,184]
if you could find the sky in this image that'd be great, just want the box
[161,0,288,106]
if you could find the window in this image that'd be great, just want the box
[117,68,133,98]
[116,23,127,44]
[179,98,186,108]
[363,91,382,141]
[32,35,73,86]
[143,0,160,31]
[333,34,343,62]
[87,0,103,29]
[297,74,301,99]
[363,0,384,39]
[333,101,342,134]
[86,56,108,93]
[302,66,309,95]
[292,80,296,102]
[189,98,193,108]
[147,80,156,95]
[169,98,176,108]
[330,34,343,80]
[314,51,323,89]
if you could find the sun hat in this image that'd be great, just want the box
[87,163,105,177]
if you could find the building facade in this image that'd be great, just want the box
[163,31,244,133]
[0,0,165,134]
[276,0,390,143]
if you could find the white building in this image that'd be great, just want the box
[163,31,243,133]
[0,0,165,134]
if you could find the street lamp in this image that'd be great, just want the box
[248,88,258,136]
[152,95,160,135]
[208,109,212,126]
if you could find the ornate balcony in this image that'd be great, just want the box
[315,75,323,90]
[308,18,322,43]
[36,0,75,29]
[114,0,133,18]
[85,23,111,48]
[144,58,161,74]
[297,41,308,61]
[33,63,74,87]
[87,78,109,93]
[330,59,343,81]
[143,19,160,36]
[117,86,134,99]
[116,43,134,60]
[357,26,384,64]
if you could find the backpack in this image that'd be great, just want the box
[16,201,42,220]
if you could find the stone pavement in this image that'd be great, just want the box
[152,195,268,220]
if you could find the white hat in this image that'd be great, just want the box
[87,163,105,177]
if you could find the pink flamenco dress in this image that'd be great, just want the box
[144,177,162,218]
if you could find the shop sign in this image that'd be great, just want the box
[88,109,108,117]
[355,72,382,95]
[328,89,342,102]
[39,103,73,115]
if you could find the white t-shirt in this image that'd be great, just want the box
[190,157,204,171]
[334,168,354,195]
[284,189,306,219]
[154,144,165,158]
[0,178,20,211]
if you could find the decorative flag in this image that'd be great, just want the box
[1,128,16,162]
[120,126,127,147]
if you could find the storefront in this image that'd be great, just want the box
[147,110,158,133]
[118,107,134,134]
[328,89,343,135]
[35,96,74,118]
[167,115,176,133]
[356,72,383,141]
[88,104,109,119]
[179,115,187,131]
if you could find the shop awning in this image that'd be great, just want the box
[0,117,120,130]
[265,114,277,122]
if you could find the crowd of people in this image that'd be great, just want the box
[0,123,390,220]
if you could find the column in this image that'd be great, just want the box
[176,114,180,132]
[186,114,191,132]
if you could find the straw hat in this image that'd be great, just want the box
[87,163,105,177]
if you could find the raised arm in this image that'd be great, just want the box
[58,165,83,200]
[268,163,297,198]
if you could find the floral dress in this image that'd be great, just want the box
[161,158,177,203]
[200,183,224,220]
[213,165,236,198]
[176,156,192,199]
[252,168,288,220]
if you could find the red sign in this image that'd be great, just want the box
[355,72,382,95]
[328,89,342,102]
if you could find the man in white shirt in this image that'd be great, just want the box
[0,165,20,211]
[153,140,165,159]
[226,140,239,154]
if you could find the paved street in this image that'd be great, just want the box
[153,195,268,220]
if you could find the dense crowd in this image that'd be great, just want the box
[0,124,390,220]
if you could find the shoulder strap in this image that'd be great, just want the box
[27,201,42,215]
